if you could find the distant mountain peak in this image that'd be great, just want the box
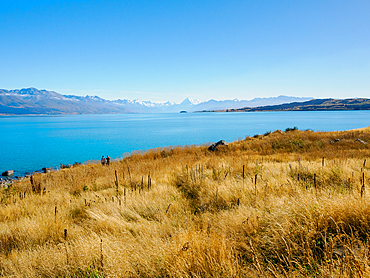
[181,97,201,105]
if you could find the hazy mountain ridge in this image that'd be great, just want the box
[193,96,313,111]
[0,88,312,115]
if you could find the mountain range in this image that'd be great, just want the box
[0,88,313,115]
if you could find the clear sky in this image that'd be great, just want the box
[1,0,369,103]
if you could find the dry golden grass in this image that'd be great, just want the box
[1,128,370,277]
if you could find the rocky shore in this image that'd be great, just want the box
[0,161,88,188]
[0,177,15,188]
[1,168,51,188]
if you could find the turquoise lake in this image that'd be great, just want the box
[1,111,369,176]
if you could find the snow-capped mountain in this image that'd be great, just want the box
[0,88,313,115]
[180,98,202,105]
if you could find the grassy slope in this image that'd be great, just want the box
[1,128,370,277]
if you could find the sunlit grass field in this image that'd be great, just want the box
[1,127,370,277]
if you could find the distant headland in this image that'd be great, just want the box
[198,98,370,112]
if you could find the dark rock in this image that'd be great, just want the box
[2,170,14,176]
[42,167,51,173]
[208,140,228,151]
[355,139,367,144]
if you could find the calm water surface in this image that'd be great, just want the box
[1,111,369,176]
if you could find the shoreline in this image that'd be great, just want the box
[0,162,95,187]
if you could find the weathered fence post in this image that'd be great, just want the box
[115,170,119,197]
[64,229,69,265]
[361,172,365,198]
[148,175,150,190]
[127,166,131,181]
[100,239,104,271]
[243,165,245,188]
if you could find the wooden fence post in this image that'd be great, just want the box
[115,170,119,197]
[243,165,245,188]
[361,172,365,198]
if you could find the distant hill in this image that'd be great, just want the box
[208,98,370,112]
[0,88,312,115]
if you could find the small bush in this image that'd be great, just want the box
[285,126,298,132]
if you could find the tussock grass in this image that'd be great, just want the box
[1,128,370,277]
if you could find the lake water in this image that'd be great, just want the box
[1,111,369,176]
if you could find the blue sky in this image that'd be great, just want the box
[1,0,369,102]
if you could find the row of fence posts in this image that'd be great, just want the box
[303,158,367,197]
[321,157,367,168]
[8,158,368,207]
[185,157,367,200]
[11,158,365,206]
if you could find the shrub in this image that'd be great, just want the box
[285,126,298,132]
